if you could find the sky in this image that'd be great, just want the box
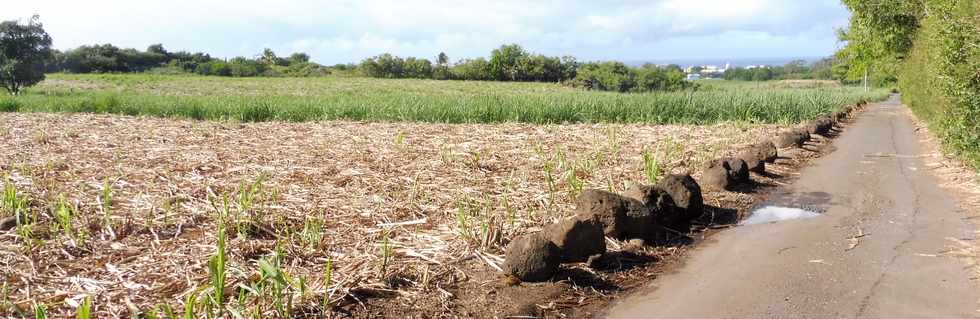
[4,0,852,65]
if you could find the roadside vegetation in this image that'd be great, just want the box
[1,73,888,124]
[838,0,978,169]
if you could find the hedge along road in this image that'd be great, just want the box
[604,95,980,318]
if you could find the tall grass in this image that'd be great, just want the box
[0,74,891,125]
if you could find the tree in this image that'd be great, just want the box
[835,0,924,84]
[436,52,449,65]
[0,15,53,95]
[147,43,168,56]
[260,48,286,66]
[287,52,310,65]
[489,44,527,81]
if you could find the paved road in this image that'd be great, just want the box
[605,96,979,319]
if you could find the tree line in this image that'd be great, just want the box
[359,44,692,92]
[45,44,332,77]
[721,58,838,82]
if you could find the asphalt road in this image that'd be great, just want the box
[605,96,979,318]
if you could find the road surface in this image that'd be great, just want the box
[605,96,979,318]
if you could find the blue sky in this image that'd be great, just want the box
[5,0,851,65]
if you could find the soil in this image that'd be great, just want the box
[0,107,862,318]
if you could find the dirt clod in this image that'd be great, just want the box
[754,141,779,163]
[656,174,705,221]
[738,149,766,174]
[807,116,834,136]
[701,160,732,191]
[542,216,606,263]
[774,130,810,148]
[624,184,685,228]
[725,158,750,183]
[503,233,562,282]
[574,189,631,238]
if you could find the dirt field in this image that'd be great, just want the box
[0,112,792,317]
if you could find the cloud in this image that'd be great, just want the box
[4,0,850,64]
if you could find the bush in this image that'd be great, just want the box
[898,0,980,168]
[282,62,330,77]
[451,58,493,81]
[572,62,635,92]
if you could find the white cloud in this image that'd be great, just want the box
[4,0,850,64]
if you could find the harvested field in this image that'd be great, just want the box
[0,112,782,317]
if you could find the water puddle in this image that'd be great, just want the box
[741,206,821,225]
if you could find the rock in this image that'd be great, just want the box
[796,128,812,141]
[832,111,846,122]
[542,216,606,263]
[621,197,656,240]
[773,132,797,148]
[0,216,16,231]
[701,160,731,191]
[623,184,683,227]
[503,233,561,282]
[656,174,704,221]
[724,158,750,183]
[737,148,766,174]
[806,116,833,135]
[817,116,834,134]
[574,189,664,240]
[805,122,821,135]
[754,141,779,163]
[573,189,630,238]
[774,130,809,148]
[702,158,749,191]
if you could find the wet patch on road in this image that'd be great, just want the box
[741,206,821,225]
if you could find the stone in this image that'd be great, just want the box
[542,217,606,263]
[573,189,630,238]
[701,160,731,191]
[755,141,779,163]
[503,233,561,282]
[724,158,750,183]
[656,174,705,221]
[738,148,766,174]
[702,158,749,191]
[624,184,685,228]
[774,130,809,148]
[806,116,833,135]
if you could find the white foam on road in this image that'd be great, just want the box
[741,206,820,225]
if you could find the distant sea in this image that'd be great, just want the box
[624,57,825,68]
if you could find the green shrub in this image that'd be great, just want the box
[898,0,980,168]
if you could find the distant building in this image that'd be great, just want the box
[685,62,730,80]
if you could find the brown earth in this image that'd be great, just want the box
[0,113,783,317]
[342,114,861,318]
